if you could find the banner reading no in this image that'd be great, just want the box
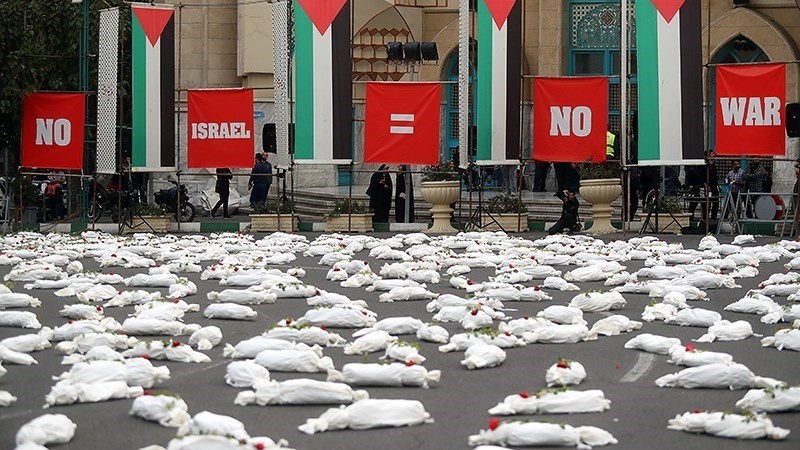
[21,92,86,170]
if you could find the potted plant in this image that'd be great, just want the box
[250,199,298,232]
[326,198,372,232]
[420,161,461,233]
[578,162,622,234]
[640,196,690,234]
[483,193,529,232]
[126,202,171,233]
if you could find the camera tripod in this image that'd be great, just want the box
[639,189,681,235]
[464,169,505,233]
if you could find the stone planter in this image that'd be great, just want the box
[326,214,373,233]
[483,212,529,232]
[579,178,622,234]
[639,212,691,234]
[128,215,170,233]
[250,214,298,232]
[420,180,460,233]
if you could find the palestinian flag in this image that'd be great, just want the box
[476,0,521,165]
[636,0,704,166]
[293,0,352,164]
[131,3,175,171]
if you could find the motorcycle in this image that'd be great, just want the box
[154,179,196,222]
[88,181,138,222]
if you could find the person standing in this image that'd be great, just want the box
[45,170,66,220]
[725,160,745,218]
[606,125,619,160]
[395,165,415,223]
[211,168,232,218]
[744,159,766,218]
[248,153,271,207]
[532,161,550,192]
[367,164,392,223]
[548,189,580,234]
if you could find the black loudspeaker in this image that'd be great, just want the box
[403,42,421,62]
[420,42,438,61]
[387,42,403,62]
[288,123,295,154]
[263,123,277,153]
[733,0,749,6]
[787,103,800,138]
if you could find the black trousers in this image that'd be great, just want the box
[533,162,550,192]
[212,189,230,217]
[548,213,577,235]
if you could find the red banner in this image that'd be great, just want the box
[364,82,440,165]
[533,77,608,163]
[21,92,85,170]
[715,63,786,156]
[187,89,254,168]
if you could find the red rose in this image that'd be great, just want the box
[68,320,73,324]
[141,354,150,359]
[143,390,153,396]
[556,361,569,369]
[508,264,514,268]
[172,299,180,304]
[470,309,478,316]
[234,267,239,272]
[172,341,181,347]
[362,311,368,315]
[504,331,511,336]
[685,343,695,352]
[405,360,415,367]
[466,279,474,285]
[320,325,327,331]
[211,267,216,271]
[693,409,703,414]
[315,290,321,296]
[285,318,292,325]
[488,418,500,431]
[255,444,265,450]
[519,391,529,398]
[96,306,102,311]
[533,286,540,291]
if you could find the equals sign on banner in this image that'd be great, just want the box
[390,114,414,134]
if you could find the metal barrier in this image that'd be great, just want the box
[716,191,797,237]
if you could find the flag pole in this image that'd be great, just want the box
[621,0,629,234]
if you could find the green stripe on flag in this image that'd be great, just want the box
[132,16,147,167]
[294,1,314,161]
[636,0,660,162]
[476,0,493,162]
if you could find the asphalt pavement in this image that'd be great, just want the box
[0,232,798,450]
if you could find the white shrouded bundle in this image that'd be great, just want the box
[523,324,589,344]
[104,290,163,308]
[546,360,587,387]
[438,332,524,353]
[416,323,450,344]
[468,420,618,448]
[667,344,734,367]
[0,311,41,329]
[225,360,270,388]
[163,435,292,450]
[674,273,739,290]
[55,332,135,355]
[203,303,257,321]
[122,318,200,336]
[604,271,636,286]
[59,303,104,321]
[0,390,17,406]
[731,266,759,278]
[696,320,754,343]
[655,363,770,389]
[167,280,197,299]
[664,308,722,327]
[461,343,506,369]
[15,414,77,446]
[426,293,504,313]
[761,328,800,351]
[124,273,179,287]
[667,410,789,440]
[568,291,627,312]
[76,284,119,302]
[499,317,554,336]
[234,378,369,406]
[5,264,65,282]
[624,333,682,355]
[587,315,642,339]
[189,326,222,350]
[365,278,425,292]
[207,287,277,305]
[492,269,533,284]
[542,277,579,291]
[343,330,397,355]
[488,389,610,415]
[0,344,38,365]
[641,303,678,322]
[327,362,441,388]
[297,399,433,435]
[663,292,691,309]
[130,393,190,428]
[563,266,609,282]
[761,304,800,324]
[122,341,211,363]
[756,283,800,297]
[724,294,781,315]
[1,329,51,353]
[223,337,322,359]
[732,234,756,244]
[736,386,800,412]
[179,411,250,441]
[537,305,586,325]
[378,286,438,302]
[306,290,366,308]
[45,380,143,407]
[383,341,426,364]
[647,284,707,300]
[55,359,169,389]
[253,349,334,373]
[516,264,561,279]
[263,325,347,347]
[0,292,42,308]
[296,305,376,328]
[353,316,425,336]
[133,302,186,322]
[460,308,495,331]
[0,362,6,378]
[636,266,687,279]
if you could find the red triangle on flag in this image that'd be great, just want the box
[132,5,174,47]
[297,0,348,35]
[484,0,516,30]
[650,0,685,24]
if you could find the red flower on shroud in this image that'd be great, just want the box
[405,360,415,367]
[470,309,479,316]
[519,391,529,399]
[172,341,181,347]
[685,343,696,352]
[254,443,265,450]
[556,361,569,369]
[320,325,327,331]
[488,418,500,431]
[285,318,292,325]
[466,279,474,285]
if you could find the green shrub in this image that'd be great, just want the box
[421,161,459,182]
[327,198,370,218]
[252,199,294,214]
[486,193,528,213]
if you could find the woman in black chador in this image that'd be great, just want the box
[395,165,415,223]
[367,164,392,223]
[211,168,233,218]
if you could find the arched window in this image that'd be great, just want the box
[568,0,637,135]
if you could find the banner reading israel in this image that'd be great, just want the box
[21,92,85,170]
[364,83,440,165]
[636,0,704,165]
[293,0,352,164]
[187,89,255,168]
[477,0,521,165]
[131,3,175,171]
[532,77,608,163]
[715,63,786,156]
